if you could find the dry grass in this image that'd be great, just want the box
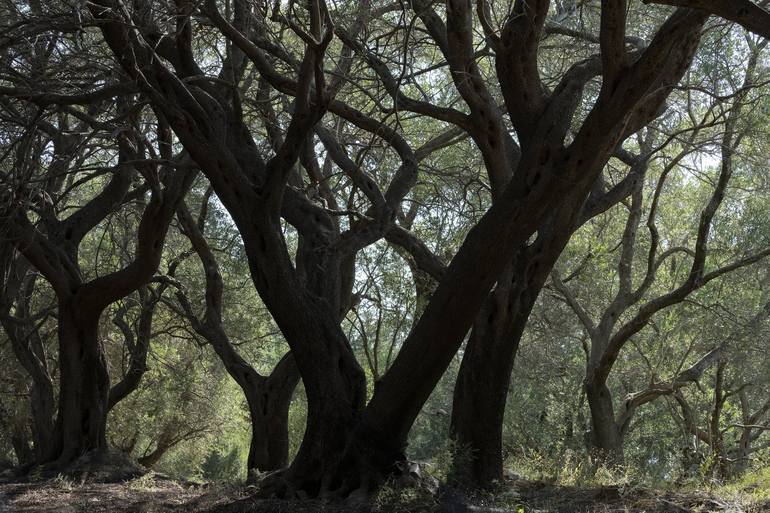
[0,475,226,513]
[0,475,766,513]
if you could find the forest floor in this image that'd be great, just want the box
[0,474,767,513]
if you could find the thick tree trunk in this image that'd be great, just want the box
[86,0,708,497]
[585,380,624,464]
[279,314,366,495]
[191,312,310,480]
[52,297,110,465]
[176,203,304,474]
[245,355,300,472]
[450,198,586,488]
[221,220,367,496]
[449,293,522,488]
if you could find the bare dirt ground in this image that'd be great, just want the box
[0,475,766,513]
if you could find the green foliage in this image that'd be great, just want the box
[201,445,243,482]
[1,1,769,501]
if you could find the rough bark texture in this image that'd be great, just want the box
[88,0,372,494]
[246,355,300,472]
[450,247,553,486]
[585,381,624,462]
[433,1,705,489]
[448,176,638,486]
[53,299,109,464]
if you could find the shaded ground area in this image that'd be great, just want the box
[0,475,766,512]
[0,477,226,513]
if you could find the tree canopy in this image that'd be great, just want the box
[1,0,770,507]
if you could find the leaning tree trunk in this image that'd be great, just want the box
[412,0,705,493]
[449,238,570,486]
[450,189,594,487]
[449,270,542,486]
[86,0,708,497]
[449,292,522,488]
[53,297,110,464]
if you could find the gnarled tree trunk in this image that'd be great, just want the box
[87,0,708,497]
[245,355,300,471]
[450,196,589,487]
[52,298,110,464]
[176,202,302,473]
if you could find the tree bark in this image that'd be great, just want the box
[245,355,300,472]
[52,298,110,464]
[585,380,624,463]
[449,193,592,487]
[402,1,704,492]
[449,249,548,487]
[176,203,302,473]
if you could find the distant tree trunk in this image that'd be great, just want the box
[7,162,194,467]
[136,420,208,468]
[709,360,729,479]
[0,258,56,463]
[10,425,34,467]
[29,378,56,463]
[1,343,55,463]
[584,380,624,463]
[732,388,770,476]
[107,289,155,411]
[137,446,167,468]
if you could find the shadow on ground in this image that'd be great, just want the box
[0,474,766,513]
